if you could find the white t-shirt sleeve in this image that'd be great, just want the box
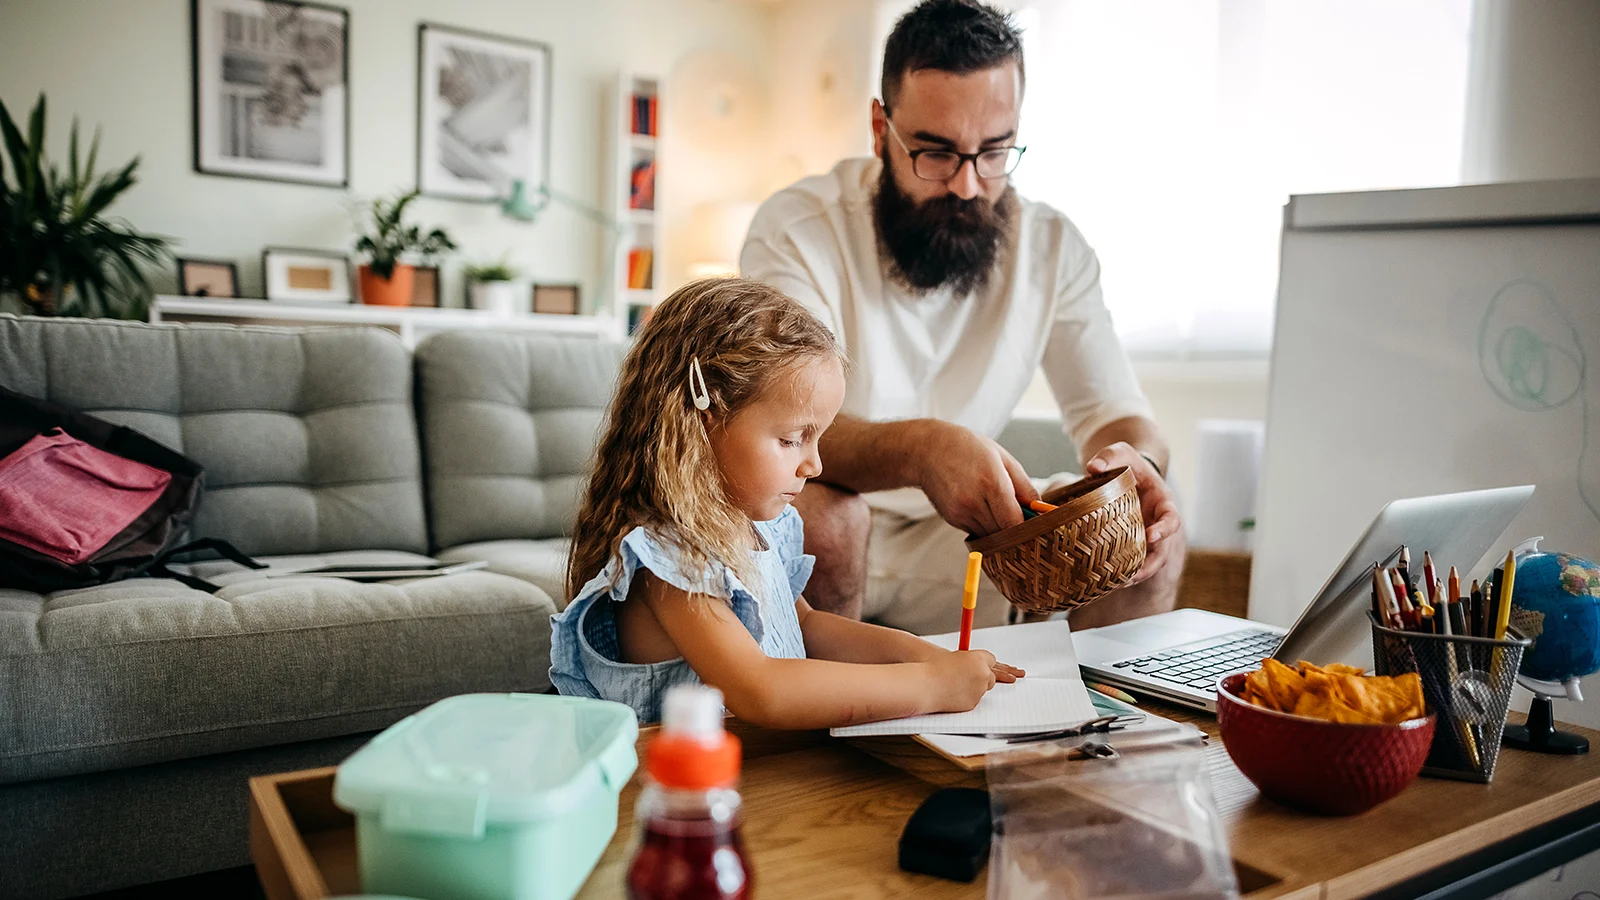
[1040,245,1155,455]
[738,207,842,336]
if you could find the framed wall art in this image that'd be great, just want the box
[416,23,551,202]
[192,0,349,186]
[532,283,579,315]
[262,247,352,303]
[411,265,440,307]
[176,258,240,298]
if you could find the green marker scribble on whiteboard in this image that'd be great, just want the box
[1478,279,1597,525]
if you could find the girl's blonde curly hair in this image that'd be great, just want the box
[566,277,845,599]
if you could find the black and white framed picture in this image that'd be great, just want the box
[262,247,352,303]
[192,0,349,186]
[417,24,551,202]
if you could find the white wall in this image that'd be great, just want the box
[0,0,772,311]
[1463,0,1600,182]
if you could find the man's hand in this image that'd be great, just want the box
[1084,442,1182,585]
[916,420,1039,537]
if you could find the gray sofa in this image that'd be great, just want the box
[0,316,620,899]
[0,314,1072,899]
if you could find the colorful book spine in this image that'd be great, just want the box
[627,249,654,290]
[629,159,655,210]
[631,94,658,137]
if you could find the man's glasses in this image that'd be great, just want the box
[884,115,1026,181]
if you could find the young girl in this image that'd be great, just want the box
[549,278,1022,727]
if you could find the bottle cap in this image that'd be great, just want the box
[648,686,741,789]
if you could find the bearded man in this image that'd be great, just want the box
[739,0,1184,634]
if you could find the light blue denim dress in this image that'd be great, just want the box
[548,505,814,724]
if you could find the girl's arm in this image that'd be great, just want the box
[638,573,999,730]
[792,598,944,663]
[795,599,1026,676]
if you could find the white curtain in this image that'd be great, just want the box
[1008,0,1473,358]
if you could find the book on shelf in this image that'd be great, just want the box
[631,93,658,137]
[629,159,656,210]
[627,248,654,290]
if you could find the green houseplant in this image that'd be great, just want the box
[0,94,170,318]
[353,189,455,306]
[463,257,523,314]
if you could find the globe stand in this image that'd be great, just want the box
[1503,695,1589,754]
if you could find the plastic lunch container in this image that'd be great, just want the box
[333,693,640,900]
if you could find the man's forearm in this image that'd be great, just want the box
[814,414,931,493]
[1082,416,1170,476]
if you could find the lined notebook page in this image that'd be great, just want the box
[830,621,1097,738]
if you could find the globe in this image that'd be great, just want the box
[1503,544,1600,754]
[1509,549,1600,685]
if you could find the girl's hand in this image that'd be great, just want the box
[929,649,1001,712]
[993,660,1025,683]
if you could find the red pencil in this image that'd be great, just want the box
[959,551,982,651]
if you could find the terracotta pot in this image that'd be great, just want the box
[359,263,415,306]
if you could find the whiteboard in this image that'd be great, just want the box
[1251,179,1600,723]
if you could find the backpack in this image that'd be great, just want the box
[0,385,262,593]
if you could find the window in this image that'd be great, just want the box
[1009,0,1473,358]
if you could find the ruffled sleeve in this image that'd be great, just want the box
[764,505,815,600]
[609,527,766,643]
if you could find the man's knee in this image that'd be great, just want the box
[793,482,870,556]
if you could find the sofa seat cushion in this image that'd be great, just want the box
[0,558,556,784]
[438,539,571,610]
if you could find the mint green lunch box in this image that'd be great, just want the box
[333,693,639,900]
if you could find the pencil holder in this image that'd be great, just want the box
[966,467,1146,614]
[1368,612,1531,783]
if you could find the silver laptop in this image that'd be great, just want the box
[1074,485,1535,711]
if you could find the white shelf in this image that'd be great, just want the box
[612,71,663,336]
[149,296,621,347]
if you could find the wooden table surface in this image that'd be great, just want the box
[250,706,1600,900]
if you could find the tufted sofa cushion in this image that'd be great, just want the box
[0,315,428,556]
[416,332,624,549]
[0,559,556,783]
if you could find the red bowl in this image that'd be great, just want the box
[1216,672,1435,816]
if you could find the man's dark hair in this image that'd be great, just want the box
[880,0,1025,111]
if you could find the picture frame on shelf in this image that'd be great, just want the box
[262,247,352,303]
[176,258,240,298]
[626,302,655,337]
[411,265,440,307]
[191,0,349,187]
[417,24,552,202]
[532,283,579,315]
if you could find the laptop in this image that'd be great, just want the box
[1073,485,1535,711]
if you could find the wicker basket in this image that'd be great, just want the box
[965,466,1146,614]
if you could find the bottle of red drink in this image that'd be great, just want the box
[626,686,752,900]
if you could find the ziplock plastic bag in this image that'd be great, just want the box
[986,740,1239,900]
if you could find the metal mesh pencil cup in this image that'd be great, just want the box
[1368,612,1530,783]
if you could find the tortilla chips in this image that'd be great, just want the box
[1240,658,1425,725]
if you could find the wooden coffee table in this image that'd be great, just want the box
[251,711,1600,900]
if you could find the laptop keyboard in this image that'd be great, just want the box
[1107,628,1281,692]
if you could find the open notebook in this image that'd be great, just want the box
[829,621,1098,738]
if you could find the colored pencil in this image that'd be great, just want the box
[1423,551,1438,606]
[959,551,982,651]
[1469,580,1484,638]
[1494,549,1516,640]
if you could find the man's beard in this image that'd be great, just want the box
[873,150,1018,295]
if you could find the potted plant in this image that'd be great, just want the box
[463,258,523,315]
[353,189,455,306]
[0,94,170,318]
